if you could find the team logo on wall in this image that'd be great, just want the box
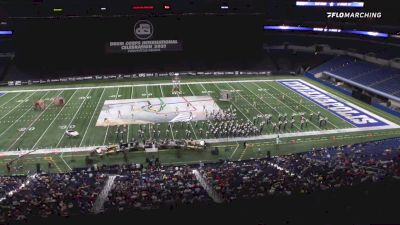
[134,20,154,40]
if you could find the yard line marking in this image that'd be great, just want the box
[7,91,64,151]
[0,92,37,122]
[238,144,250,161]
[224,82,265,123]
[229,142,240,159]
[44,156,62,173]
[126,86,134,143]
[0,91,51,138]
[0,79,279,93]
[238,82,301,131]
[207,82,252,122]
[255,82,321,130]
[145,85,152,139]
[31,90,78,150]
[3,91,63,151]
[184,84,199,140]
[59,153,72,171]
[199,83,209,94]
[103,87,119,145]
[79,88,106,147]
[159,85,175,140]
[270,81,340,129]
[56,89,93,148]
[159,84,164,97]
[0,93,22,108]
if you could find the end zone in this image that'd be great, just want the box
[278,79,399,129]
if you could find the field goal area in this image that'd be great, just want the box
[96,96,221,126]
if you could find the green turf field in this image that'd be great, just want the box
[0,76,399,175]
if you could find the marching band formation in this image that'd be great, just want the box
[112,101,330,142]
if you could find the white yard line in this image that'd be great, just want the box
[79,89,106,147]
[59,151,72,171]
[103,87,120,145]
[31,90,78,150]
[199,83,209,94]
[0,93,22,109]
[126,86,134,143]
[238,82,302,131]
[159,85,175,140]
[0,92,37,122]
[204,125,400,143]
[278,79,399,128]
[5,91,61,151]
[225,82,267,121]
[264,81,340,129]
[159,84,164,97]
[252,82,322,130]
[184,84,199,140]
[229,142,240,159]
[209,82,252,122]
[145,85,151,139]
[56,89,93,148]
[0,91,50,138]
[0,79,279,93]
[1,124,399,156]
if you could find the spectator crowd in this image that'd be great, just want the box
[0,138,399,224]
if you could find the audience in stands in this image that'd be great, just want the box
[0,138,399,224]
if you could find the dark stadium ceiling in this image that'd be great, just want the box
[0,0,398,27]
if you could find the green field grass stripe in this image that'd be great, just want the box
[79,88,106,147]
[239,82,303,131]
[31,90,78,150]
[56,89,93,148]
[0,93,22,109]
[0,92,37,122]
[210,82,252,122]
[4,91,59,151]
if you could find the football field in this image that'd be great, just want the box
[0,76,399,174]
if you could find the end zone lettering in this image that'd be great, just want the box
[278,80,389,128]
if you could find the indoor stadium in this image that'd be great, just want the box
[0,1,399,224]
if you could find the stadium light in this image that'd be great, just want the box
[0,30,12,35]
[263,25,312,31]
[264,25,389,38]
[295,1,364,7]
[346,30,389,38]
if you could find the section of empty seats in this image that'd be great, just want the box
[310,56,400,97]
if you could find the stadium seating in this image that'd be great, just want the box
[309,56,400,97]
[0,138,399,223]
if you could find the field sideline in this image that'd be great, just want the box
[0,76,399,174]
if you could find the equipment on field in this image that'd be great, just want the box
[91,145,120,156]
[53,96,65,106]
[211,147,219,155]
[33,100,45,110]
[172,74,182,95]
[65,130,79,137]
[185,140,206,150]
[219,90,234,102]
